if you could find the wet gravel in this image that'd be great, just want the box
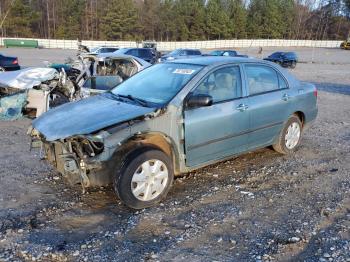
[0,47,349,261]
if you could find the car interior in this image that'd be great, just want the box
[194,67,242,102]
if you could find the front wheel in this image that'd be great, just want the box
[290,61,297,69]
[114,149,174,209]
[273,115,302,154]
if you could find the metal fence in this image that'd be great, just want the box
[0,37,343,50]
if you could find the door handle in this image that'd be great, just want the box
[236,104,248,112]
[282,93,290,101]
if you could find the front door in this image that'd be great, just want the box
[184,65,250,167]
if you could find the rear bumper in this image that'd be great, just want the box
[3,65,20,71]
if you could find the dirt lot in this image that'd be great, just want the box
[0,47,349,261]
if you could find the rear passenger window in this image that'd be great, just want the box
[245,65,280,95]
[139,49,152,57]
[127,49,138,56]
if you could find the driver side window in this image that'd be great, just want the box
[193,66,242,103]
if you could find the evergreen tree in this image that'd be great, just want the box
[226,0,247,38]
[99,0,139,40]
[4,0,39,38]
[205,0,231,39]
[247,0,284,39]
[55,0,85,39]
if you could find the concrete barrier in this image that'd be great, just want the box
[0,37,343,50]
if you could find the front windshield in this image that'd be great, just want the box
[111,63,203,105]
[167,49,181,56]
[90,47,99,53]
[210,50,223,56]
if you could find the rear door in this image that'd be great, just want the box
[244,64,291,149]
[184,65,250,167]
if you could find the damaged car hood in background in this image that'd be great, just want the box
[0,68,57,89]
[32,93,157,141]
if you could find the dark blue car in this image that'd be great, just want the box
[264,52,298,68]
[0,53,20,72]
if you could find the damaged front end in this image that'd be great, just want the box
[30,93,162,188]
[32,129,109,190]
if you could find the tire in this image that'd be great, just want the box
[290,61,297,69]
[49,91,69,108]
[273,115,303,154]
[113,149,174,209]
[0,67,5,73]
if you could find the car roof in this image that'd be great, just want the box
[96,46,119,48]
[119,48,152,50]
[167,56,264,66]
[175,48,201,51]
[96,53,151,67]
[211,50,236,52]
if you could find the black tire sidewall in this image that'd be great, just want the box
[278,116,303,154]
[49,91,69,108]
[114,149,174,209]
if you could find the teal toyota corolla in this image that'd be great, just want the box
[32,56,318,209]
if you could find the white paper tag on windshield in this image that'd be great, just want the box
[173,69,195,75]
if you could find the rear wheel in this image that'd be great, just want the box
[290,61,297,69]
[0,67,5,73]
[114,149,174,209]
[273,115,302,154]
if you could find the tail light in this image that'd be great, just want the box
[12,59,18,65]
[313,88,318,98]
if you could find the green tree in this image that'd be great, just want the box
[4,0,39,38]
[205,0,231,39]
[226,0,247,38]
[99,0,139,40]
[247,0,285,38]
[54,0,85,39]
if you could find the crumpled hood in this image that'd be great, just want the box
[32,94,157,141]
[0,67,57,89]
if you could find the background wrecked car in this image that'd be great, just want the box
[0,68,78,119]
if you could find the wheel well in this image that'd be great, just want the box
[112,133,179,174]
[293,111,305,126]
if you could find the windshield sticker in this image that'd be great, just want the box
[173,69,195,75]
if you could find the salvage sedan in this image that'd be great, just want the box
[31,57,318,209]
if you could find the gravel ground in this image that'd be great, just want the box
[0,47,349,261]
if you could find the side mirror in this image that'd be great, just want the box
[186,94,213,108]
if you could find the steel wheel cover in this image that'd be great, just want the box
[285,122,301,149]
[131,159,169,201]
